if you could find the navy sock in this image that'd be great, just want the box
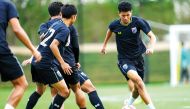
[26,91,41,109]
[88,91,104,109]
[50,94,66,109]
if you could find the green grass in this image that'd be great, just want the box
[0,84,190,109]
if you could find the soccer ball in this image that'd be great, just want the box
[122,105,136,109]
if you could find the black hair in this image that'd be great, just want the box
[48,1,63,17]
[61,4,77,19]
[118,1,132,12]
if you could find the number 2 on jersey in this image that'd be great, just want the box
[40,28,55,47]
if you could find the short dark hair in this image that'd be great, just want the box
[61,4,77,19]
[48,2,63,17]
[118,1,132,12]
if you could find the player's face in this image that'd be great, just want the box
[70,15,77,25]
[119,11,132,24]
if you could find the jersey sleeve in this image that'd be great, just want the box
[7,1,19,21]
[137,18,151,34]
[108,21,115,32]
[55,28,70,45]
[38,23,48,35]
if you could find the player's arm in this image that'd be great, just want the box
[22,56,33,66]
[50,39,73,75]
[72,37,80,68]
[9,18,42,62]
[146,31,156,55]
[101,29,113,54]
[138,18,156,55]
[71,33,80,66]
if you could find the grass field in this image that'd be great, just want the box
[0,83,190,109]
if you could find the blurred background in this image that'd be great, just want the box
[1,0,190,108]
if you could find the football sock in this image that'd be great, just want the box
[49,96,56,109]
[26,91,41,109]
[49,103,53,109]
[4,104,14,109]
[50,94,66,109]
[127,96,135,105]
[88,91,104,109]
[147,103,156,109]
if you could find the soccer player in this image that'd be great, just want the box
[25,2,64,109]
[101,1,156,109]
[50,22,104,109]
[0,0,42,109]
[29,4,78,109]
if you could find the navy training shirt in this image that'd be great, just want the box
[0,0,19,55]
[32,20,70,68]
[109,16,151,60]
[39,21,79,67]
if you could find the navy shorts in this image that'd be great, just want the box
[0,54,24,81]
[31,64,63,85]
[117,56,144,80]
[58,66,80,85]
[78,70,89,85]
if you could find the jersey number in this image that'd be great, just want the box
[40,28,55,47]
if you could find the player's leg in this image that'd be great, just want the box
[5,75,28,109]
[79,71,104,109]
[26,83,46,109]
[126,79,142,105]
[51,79,69,109]
[61,67,86,109]
[50,87,58,97]
[69,82,86,109]
[50,86,71,109]
[0,55,28,109]
[127,79,134,92]
[127,70,155,109]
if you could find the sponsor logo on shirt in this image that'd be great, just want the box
[117,32,122,35]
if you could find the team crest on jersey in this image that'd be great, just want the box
[131,27,137,34]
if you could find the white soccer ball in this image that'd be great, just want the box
[122,105,136,109]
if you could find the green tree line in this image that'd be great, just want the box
[7,0,189,45]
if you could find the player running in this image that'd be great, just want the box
[101,1,156,109]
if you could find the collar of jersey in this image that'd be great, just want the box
[120,17,132,26]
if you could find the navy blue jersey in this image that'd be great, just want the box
[32,20,70,68]
[39,22,79,67]
[0,0,19,54]
[109,16,151,59]
[38,18,60,36]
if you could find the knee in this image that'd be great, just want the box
[20,80,28,90]
[61,88,70,98]
[134,78,144,90]
[82,84,96,93]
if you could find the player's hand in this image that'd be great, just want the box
[61,62,73,75]
[22,59,32,66]
[100,47,106,54]
[145,48,154,55]
[32,50,42,62]
[75,62,81,69]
